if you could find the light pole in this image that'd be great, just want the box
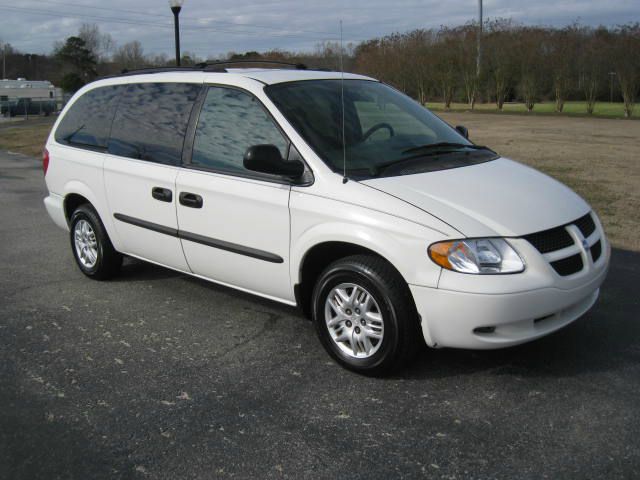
[169,0,184,66]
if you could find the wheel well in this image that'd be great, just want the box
[63,193,90,223]
[296,242,392,319]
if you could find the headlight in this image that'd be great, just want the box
[428,238,525,274]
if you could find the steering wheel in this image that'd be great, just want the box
[362,123,395,142]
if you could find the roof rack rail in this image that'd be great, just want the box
[108,66,199,78]
[195,60,308,72]
[104,60,311,79]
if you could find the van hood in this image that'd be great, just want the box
[361,157,590,237]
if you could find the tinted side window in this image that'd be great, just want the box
[108,83,200,165]
[191,87,288,175]
[55,86,121,148]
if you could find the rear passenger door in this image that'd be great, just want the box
[175,86,293,302]
[104,82,201,271]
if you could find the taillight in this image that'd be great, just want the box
[43,148,49,175]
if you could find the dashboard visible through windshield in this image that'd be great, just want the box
[265,79,498,178]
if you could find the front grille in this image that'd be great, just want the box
[522,212,601,277]
[574,213,596,238]
[523,226,574,254]
[550,254,584,276]
[591,240,602,262]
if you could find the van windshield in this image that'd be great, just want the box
[265,79,497,178]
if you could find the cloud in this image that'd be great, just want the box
[1,0,637,57]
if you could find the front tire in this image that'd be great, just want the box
[311,255,422,375]
[69,204,122,280]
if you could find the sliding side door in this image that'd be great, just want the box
[104,82,201,271]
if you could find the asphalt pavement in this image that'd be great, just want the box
[1,150,639,479]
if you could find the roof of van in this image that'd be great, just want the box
[100,68,375,86]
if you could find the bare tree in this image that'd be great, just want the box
[611,23,640,117]
[380,34,411,92]
[392,32,424,100]
[517,27,547,112]
[454,24,480,109]
[78,23,114,62]
[405,30,436,105]
[549,25,579,112]
[432,30,457,109]
[147,52,170,66]
[353,38,384,79]
[484,19,517,110]
[578,27,608,114]
[113,41,145,70]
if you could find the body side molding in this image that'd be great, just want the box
[113,213,284,264]
[113,213,178,237]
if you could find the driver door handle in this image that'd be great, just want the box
[179,192,203,209]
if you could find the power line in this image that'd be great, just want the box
[0,5,171,28]
[21,0,170,19]
[17,0,337,36]
[0,4,339,42]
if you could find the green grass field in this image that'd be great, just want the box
[426,101,639,119]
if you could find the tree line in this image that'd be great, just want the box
[351,20,639,117]
[1,20,638,116]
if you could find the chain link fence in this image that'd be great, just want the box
[0,95,69,119]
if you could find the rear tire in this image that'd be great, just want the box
[69,204,122,280]
[311,255,423,375]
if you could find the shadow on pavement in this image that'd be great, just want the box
[114,257,185,283]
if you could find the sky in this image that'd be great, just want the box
[1,0,638,58]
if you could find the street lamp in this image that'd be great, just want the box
[169,0,184,66]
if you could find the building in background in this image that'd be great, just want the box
[1,78,63,117]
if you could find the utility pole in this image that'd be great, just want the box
[2,43,6,79]
[476,0,483,77]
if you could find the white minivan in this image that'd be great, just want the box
[43,63,610,374]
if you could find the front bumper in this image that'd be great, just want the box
[410,244,610,350]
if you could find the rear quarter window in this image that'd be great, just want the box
[108,83,201,166]
[55,85,122,149]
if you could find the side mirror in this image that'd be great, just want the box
[243,144,305,178]
[455,125,469,139]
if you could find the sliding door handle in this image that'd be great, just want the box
[179,192,203,209]
[152,187,172,202]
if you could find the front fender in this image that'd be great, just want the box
[290,217,444,288]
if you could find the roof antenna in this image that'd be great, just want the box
[339,20,348,184]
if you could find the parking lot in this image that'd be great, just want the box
[1,114,639,478]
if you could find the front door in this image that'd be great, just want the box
[175,86,293,302]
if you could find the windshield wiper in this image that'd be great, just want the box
[402,142,492,155]
[367,143,495,177]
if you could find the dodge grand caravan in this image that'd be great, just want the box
[43,63,610,374]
